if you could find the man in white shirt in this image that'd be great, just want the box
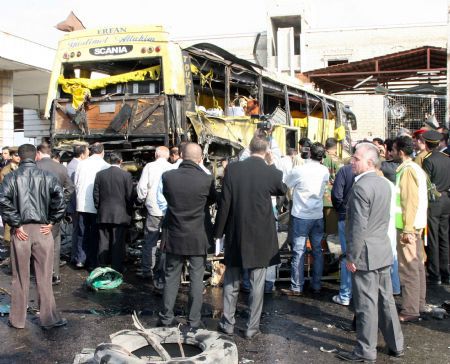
[137,146,174,278]
[66,144,89,268]
[281,142,329,295]
[74,142,109,270]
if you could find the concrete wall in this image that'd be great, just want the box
[336,94,385,141]
[0,71,14,147]
[23,109,50,141]
[302,24,447,72]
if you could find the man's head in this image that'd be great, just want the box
[73,144,89,160]
[178,141,188,159]
[9,147,20,165]
[169,147,180,163]
[2,147,10,161]
[18,144,37,161]
[182,142,203,164]
[310,142,326,162]
[412,128,427,153]
[286,148,297,158]
[299,137,311,159]
[423,130,442,151]
[249,136,269,157]
[51,150,61,162]
[36,142,51,160]
[439,127,449,149]
[155,146,170,160]
[325,138,338,155]
[109,152,122,165]
[89,142,104,156]
[351,142,380,175]
[384,138,395,160]
[392,136,414,162]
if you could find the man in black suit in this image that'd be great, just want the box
[215,136,287,339]
[93,152,134,273]
[36,143,75,284]
[157,143,217,329]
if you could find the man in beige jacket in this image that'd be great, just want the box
[392,136,428,322]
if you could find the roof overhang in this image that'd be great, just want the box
[303,46,447,94]
[0,31,55,111]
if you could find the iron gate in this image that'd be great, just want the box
[384,94,446,138]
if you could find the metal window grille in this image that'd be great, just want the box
[384,94,446,138]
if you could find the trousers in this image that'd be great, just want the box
[10,224,61,328]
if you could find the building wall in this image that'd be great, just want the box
[302,24,447,72]
[336,94,385,141]
[0,71,14,147]
[23,109,50,141]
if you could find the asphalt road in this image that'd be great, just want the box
[0,263,449,364]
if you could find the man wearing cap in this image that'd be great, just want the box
[422,130,450,285]
[412,128,429,167]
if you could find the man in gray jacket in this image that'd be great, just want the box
[337,142,404,362]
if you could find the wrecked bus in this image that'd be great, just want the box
[44,25,357,280]
[44,25,356,177]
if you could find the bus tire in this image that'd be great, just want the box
[93,327,238,364]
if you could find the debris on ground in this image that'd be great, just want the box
[320,346,338,353]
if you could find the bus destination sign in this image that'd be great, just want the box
[89,45,133,56]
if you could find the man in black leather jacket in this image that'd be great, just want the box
[0,144,67,330]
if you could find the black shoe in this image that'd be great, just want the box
[388,349,405,358]
[52,276,61,285]
[41,318,67,330]
[336,350,375,362]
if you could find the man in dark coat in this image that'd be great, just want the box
[158,143,217,329]
[215,136,287,339]
[36,142,75,284]
[93,152,134,273]
[0,144,67,329]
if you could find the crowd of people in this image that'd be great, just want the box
[0,123,449,362]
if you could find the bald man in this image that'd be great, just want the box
[137,146,175,279]
[157,142,217,329]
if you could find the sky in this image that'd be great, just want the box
[0,0,447,49]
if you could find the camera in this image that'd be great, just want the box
[256,121,272,131]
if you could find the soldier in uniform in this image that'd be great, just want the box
[422,130,450,285]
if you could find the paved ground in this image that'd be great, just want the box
[0,262,449,364]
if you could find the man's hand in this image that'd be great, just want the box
[346,261,357,273]
[14,226,29,241]
[401,233,416,244]
[40,224,53,235]
[265,150,274,165]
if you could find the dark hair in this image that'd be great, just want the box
[372,137,384,145]
[249,137,268,154]
[18,144,36,160]
[37,142,51,155]
[325,138,337,150]
[109,152,122,165]
[51,150,61,161]
[425,140,440,150]
[170,147,179,157]
[178,141,188,157]
[299,137,311,147]
[2,146,9,151]
[73,144,87,158]
[441,129,449,145]
[384,138,395,152]
[394,136,414,156]
[310,142,326,162]
[89,142,104,154]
